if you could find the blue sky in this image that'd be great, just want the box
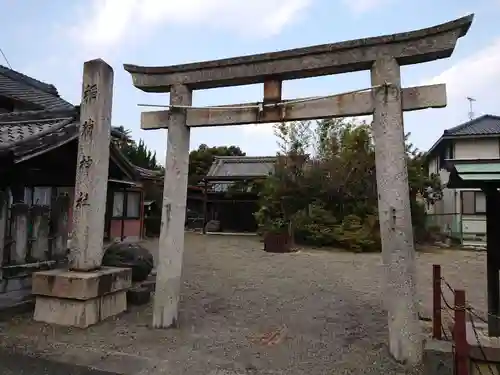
[1,0,498,162]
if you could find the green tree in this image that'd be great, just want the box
[255,118,441,252]
[121,139,161,170]
[113,127,162,171]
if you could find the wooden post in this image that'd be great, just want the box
[371,57,421,364]
[203,180,208,234]
[454,289,469,375]
[31,205,50,261]
[120,187,126,242]
[484,186,500,336]
[140,190,145,239]
[0,190,7,278]
[153,84,192,328]
[51,194,70,259]
[70,59,113,271]
[10,203,29,264]
[433,264,442,340]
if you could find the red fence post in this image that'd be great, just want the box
[433,264,442,340]
[454,289,469,375]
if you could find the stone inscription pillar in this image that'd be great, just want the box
[371,57,422,364]
[70,59,113,271]
[153,84,192,328]
[32,59,131,329]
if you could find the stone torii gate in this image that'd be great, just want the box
[124,15,473,364]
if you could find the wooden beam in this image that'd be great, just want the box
[141,84,446,130]
[124,15,472,92]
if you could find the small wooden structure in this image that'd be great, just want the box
[200,156,276,233]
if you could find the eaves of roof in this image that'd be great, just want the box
[426,114,500,159]
[207,155,277,177]
[0,66,74,111]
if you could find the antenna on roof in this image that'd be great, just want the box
[467,96,476,120]
[0,47,12,69]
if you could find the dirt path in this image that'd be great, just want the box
[0,234,488,374]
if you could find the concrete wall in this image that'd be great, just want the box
[109,219,141,242]
[454,138,500,159]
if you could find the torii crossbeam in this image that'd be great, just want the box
[124,14,473,365]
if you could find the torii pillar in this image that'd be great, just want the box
[371,57,421,362]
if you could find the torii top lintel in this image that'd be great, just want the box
[124,14,473,93]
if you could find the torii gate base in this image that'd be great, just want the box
[125,15,474,365]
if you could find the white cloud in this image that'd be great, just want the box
[414,37,500,132]
[342,0,392,14]
[242,123,277,135]
[427,38,500,101]
[71,0,312,53]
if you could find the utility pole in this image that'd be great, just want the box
[467,96,476,120]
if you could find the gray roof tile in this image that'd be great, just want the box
[0,110,78,159]
[0,65,74,111]
[444,115,500,136]
[0,110,161,182]
[207,156,277,177]
[0,67,160,178]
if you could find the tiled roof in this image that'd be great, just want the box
[0,110,148,172]
[134,165,163,180]
[443,115,500,136]
[0,65,74,111]
[111,145,164,181]
[426,114,500,157]
[0,66,161,180]
[0,109,79,160]
[207,156,277,177]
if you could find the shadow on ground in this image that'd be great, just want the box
[0,348,120,375]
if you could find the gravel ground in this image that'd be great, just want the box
[0,233,489,374]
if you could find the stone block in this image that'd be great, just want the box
[32,267,131,300]
[33,290,127,328]
[423,339,454,375]
[32,267,131,328]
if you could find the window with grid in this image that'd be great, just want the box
[112,190,141,219]
[461,191,486,214]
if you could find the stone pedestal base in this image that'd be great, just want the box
[32,267,131,328]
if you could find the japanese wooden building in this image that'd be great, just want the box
[200,156,276,233]
[0,64,161,273]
